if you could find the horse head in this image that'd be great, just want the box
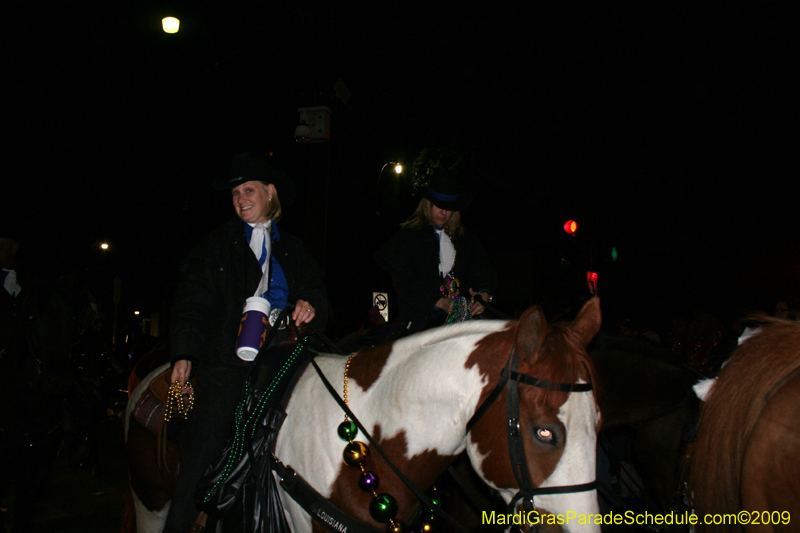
[465,297,601,532]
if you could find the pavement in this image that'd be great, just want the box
[1,416,128,533]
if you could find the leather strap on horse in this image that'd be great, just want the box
[463,347,599,518]
[465,352,592,434]
[509,371,593,393]
[473,294,511,320]
[504,349,598,514]
[506,351,536,513]
[309,358,472,533]
[466,365,510,433]
[274,458,384,533]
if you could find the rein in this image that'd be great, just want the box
[308,357,471,533]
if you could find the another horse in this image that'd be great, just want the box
[127,297,602,532]
[590,333,698,513]
[687,316,800,532]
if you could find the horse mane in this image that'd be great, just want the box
[688,315,800,526]
[524,322,599,412]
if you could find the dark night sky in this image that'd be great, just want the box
[4,1,799,336]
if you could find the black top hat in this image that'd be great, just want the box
[219,152,297,205]
[424,171,472,211]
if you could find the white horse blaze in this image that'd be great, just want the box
[534,383,600,533]
[466,382,600,533]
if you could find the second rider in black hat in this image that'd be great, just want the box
[374,171,497,335]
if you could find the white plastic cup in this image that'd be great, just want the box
[235,296,272,361]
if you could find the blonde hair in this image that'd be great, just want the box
[400,198,463,236]
[262,183,282,222]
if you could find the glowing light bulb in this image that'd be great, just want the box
[162,17,180,34]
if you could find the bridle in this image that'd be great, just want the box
[276,328,599,533]
[466,347,598,517]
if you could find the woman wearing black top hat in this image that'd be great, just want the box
[163,152,326,533]
[374,172,497,335]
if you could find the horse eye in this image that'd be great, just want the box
[535,428,556,444]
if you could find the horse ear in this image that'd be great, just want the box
[515,305,548,359]
[573,297,602,347]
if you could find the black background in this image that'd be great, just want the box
[4,1,799,337]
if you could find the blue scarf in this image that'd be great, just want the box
[244,222,289,309]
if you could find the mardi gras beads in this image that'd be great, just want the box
[339,353,405,531]
[164,380,194,422]
[440,271,471,324]
[204,337,308,502]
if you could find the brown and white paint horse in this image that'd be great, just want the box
[127,298,602,533]
[687,315,800,533]
[124,357,179,533]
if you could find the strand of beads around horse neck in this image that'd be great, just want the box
[338,352,409,532]
[164,380,194,422]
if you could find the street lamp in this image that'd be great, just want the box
[88,241,110,256]
[158,15,221,69]
[376,162,403,215]
[162,17,180,34]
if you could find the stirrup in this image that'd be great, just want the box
[188,511,207,533]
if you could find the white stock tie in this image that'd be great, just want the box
[436,229,455,276]
[249,221,272,297]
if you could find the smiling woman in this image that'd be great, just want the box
[159,152,328,533]
[231,181,279,224]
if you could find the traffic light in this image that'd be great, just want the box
[563,220,578,235]
[586,271,598,295]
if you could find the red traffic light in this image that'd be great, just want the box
[563,220,578,234]
[587,271,598,295]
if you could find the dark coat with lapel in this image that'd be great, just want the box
[164,217,328,533]
[170,217,327,370]
[374,224,497,332]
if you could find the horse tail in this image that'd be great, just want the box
[687,315,800,531]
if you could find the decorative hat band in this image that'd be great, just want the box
[426,189,458,202]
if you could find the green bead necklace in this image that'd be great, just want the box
[203,337,309,503]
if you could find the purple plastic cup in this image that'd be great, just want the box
[235,296,271,361]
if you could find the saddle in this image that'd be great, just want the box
[131,366,196,472]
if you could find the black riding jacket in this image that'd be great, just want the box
[170,217,327,369]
